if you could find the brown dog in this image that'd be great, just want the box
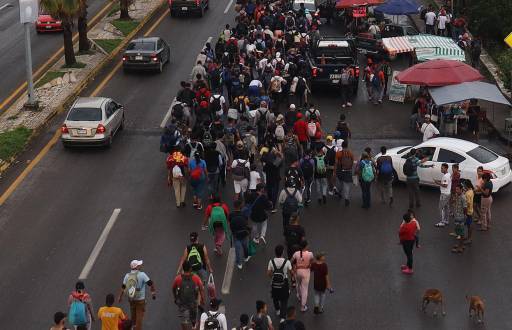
[467,295,485,323]
[421,289,446,316]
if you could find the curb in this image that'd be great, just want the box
[0,1,166,176]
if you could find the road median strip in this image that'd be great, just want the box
[0,0,166,179]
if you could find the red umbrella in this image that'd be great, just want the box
[395,59,484,87]
[335,0,385,9]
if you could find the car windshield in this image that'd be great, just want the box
[467,146,499,164]
[67,107,102,121]
[127,41,155,51]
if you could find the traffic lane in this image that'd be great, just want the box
[0,0,108,105]
[225,172,512,329]
[83,3,238,129]
[0,1,237,327]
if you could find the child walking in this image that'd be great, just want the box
[310,252,332,314]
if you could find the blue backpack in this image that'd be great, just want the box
[379,158,393,175]
[69,298,87,326]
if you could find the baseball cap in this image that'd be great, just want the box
[289,104,296,109]
[326,135,333,141]
[276,114,284,122]
[296,112,303,119]
[130,260,143,269]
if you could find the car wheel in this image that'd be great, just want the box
[105,134,113,148]
[119,115,125,131]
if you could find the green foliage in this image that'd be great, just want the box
[93,38,123,53]
[0,127,33,161]
[112,19,139,36]
[496,49,512,90]
[468,0,512,42]
[35,71,65,88]
[108,3,120,17]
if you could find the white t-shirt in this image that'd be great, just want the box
[425,11,436,25]
[368,24,380,35]
[420,122,440,141]
[249,79,263,88]
[249,170,261,189]
[200,311,228,330]
[440,172,452,194]
[437,15,448,29]
[246,43,256,54]
[267,257,292,279]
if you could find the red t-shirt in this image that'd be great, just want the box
[310,262,328,291]
[293,120,309,142]
[399,222,417,241]
[205,202,230,219]
[172,273,203,289]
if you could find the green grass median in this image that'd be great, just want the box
[112,19,140,36]
[0,127,32,162]
[94,39,123,54]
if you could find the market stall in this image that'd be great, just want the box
[382,35,466,61]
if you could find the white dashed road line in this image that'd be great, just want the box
[224,0,233,14]
[160,97,177,128]
[0,3,11,11]
[79,208,121,280]
[221,247,236,295]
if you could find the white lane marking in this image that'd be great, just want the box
[160,97,177,128]
[79,208,121,280]
[223,0,233,14]
[0,3,11,10]
[221,247,235,294]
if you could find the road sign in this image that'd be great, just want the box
[19,0,38,23]
[505,32,512,48]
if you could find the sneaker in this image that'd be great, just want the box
[328,190,334,196]
[306,199,312,204]
[271,209,278,214]
[253,238,260,244]
[435,222,446,227]
[318,198,322,205]
[201,225,208,231]
[196,204,203,210]
[322,196,327,204]
[389,197,393,206]
[341,104,346,108]
[237,264,243,269]
[400,264,407,270]
[401,268,413,275]
[347,102,352,107]
[275,309,280,316]
[313,307,320,314]
[181,202,186,207]
[301,305,308,312]
[449,232,457,237]
[280,318,285,323]
[260,236,267,244]
[244,256,252,262]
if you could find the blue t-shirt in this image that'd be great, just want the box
[123,271,150,301]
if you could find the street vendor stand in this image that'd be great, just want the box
[382,35,466,62]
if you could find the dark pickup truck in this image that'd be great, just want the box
[306,37,360,94]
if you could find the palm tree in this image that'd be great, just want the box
[40,0,80,66]
[120,0,131,20]
[78,0,89,53]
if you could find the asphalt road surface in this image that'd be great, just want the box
[0,4,512,330]
[0,0,108,109]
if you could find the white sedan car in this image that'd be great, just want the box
[376,137,511,193]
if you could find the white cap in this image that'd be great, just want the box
[290,104,296,109]
[276,52,281,58]
[130,260,143,269]
[424,114,431,119]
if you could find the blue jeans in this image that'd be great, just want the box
[361,181,372,208]
[234,237,249,266]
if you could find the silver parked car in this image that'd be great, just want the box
[61,97,125,147]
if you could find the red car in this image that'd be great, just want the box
[36,14,63,33]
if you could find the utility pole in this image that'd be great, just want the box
[19,0,38,110]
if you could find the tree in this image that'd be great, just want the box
[78,0,89,53]
[40,0,80,66]
[120,0,131,20]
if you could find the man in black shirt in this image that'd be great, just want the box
[229,200,251,269]
[279,306,306,330]
[284,213,305,259]
[249,183,273,245]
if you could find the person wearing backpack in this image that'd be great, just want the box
[314,148,328,205]
[278,182,302,233]
[306,115,322,151]
[284,213,306,260]
[189,152,208,210]
[356,152,376,209]
[282,129,301,170]
[167,149,189,208]
[210,91,227,118]
[160,121,182,153]
[267,245,293,322]
[199,298,227,330]
[172,261,205,330]
[299,151,314,205]
[370,64,385,105]
[323,136,337,196]
[376,146,394,206]
[67,281,94,329]
[118,260,156,330]
[231,156,251,200]
[339,67,353,108]
[250,300,274,330]
[279,306,305,330]
[229,199,252,269]
[254,101,272,146]
[204,142,223,196]
[178,232,214,291]
[248,183,273,244]
[205,195,230,255]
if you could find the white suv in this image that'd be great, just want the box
[61,97,125,147]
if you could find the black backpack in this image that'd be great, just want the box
[403,157,415,177]
[295,77,306,95]
[282,189,299,214]
[176,274,197,308]
[252,314,270,330]
[300,157,314,179]
[210,95,222,114]
[257,109,268,133]
[325,145,336,166]
[204,312,221,330]
[172,102,184,120]
[270,259,287,290]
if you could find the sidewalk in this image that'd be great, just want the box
[406,7,512,147]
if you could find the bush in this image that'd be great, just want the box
[0,127,32,161]
[496,49,512,90]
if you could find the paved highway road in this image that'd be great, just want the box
[0,3,512,329]
[0,0,108,110]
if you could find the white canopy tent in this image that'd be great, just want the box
[429,81,511,106]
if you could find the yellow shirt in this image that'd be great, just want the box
[465,189,474,216]
[98,306,126,330]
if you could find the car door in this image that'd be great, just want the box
[416,146,437,184]
[104,101,117,135]
[156,39,165,63]
[111,100,123,131]
[433,148,467,182]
